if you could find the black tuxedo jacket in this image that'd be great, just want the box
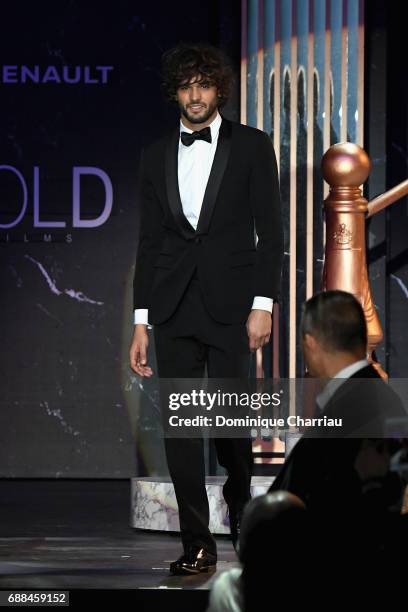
[269,365,406,514]
[133,116,283,325]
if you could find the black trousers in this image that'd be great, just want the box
[153,270,253,555]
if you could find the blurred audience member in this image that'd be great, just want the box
[206,492,308,612]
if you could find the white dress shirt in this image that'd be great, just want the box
[134,111,273,325]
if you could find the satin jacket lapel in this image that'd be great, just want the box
[196,118,232,236]
[165,127,195,239]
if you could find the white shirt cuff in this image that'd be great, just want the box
[134,309,149,325]
[251,296,273,313]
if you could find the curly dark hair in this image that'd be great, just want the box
[161,42,233,108]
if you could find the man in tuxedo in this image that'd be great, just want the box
[269,290,406,554]
[129,43,283,574]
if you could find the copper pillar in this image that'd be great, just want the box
[321,143,385,376]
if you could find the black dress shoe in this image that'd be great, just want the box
[228,507,243,552]
[169,546,217,575]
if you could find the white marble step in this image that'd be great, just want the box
[131,476,274,534]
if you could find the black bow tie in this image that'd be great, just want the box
[180,126,212,147]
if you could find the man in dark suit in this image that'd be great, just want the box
[129,43,283,574]
[269,290,407,555]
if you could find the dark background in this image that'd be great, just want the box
[0,0,406,478]
[0,1,240,478]
[365,0,408,376]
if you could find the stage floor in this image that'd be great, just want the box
[0,532,238,590]
[0,479,238,607]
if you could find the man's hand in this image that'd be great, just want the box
[246,310,272,352]
[129,324,153,377]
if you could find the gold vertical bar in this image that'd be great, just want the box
[272,0,281,380]
[306,0,314,299]
[274,0,281,164]
[323,0,331,155]
[357,0,364,146]
[255,0,265,378]
[257,0,264,130]
[289,0,297,382]
[340,0,348,142]
[241,0,248,125]
[323,0,331,246]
